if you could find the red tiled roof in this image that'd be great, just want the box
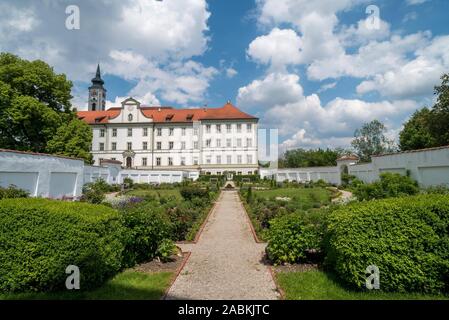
[77,103,257,124]
[77,108,121,124]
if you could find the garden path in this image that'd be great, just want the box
[165,190,280,300]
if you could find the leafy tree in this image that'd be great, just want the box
[399,108,437,151]
[279,148,347,168]
[351,120,394,163]
[0,53,92,162]
[399,74,449,150]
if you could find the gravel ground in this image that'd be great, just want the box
[165,191,280,300]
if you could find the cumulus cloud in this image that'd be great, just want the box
[247,28,302,71]
[238,72,418,149]
[0,0,214,109]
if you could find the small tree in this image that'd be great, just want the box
[246,186,253,204]
[351,120,395,163]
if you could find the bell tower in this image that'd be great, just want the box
[88,64,107,111]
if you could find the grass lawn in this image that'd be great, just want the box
[125,188,182,199]
[254,187,332,206]
[276,270,449,300]
[0,270,173,300]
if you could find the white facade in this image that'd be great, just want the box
[80,98,259,175]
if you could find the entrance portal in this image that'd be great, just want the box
[126,157,132,168]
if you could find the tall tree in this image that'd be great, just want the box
[399,74,449,151]
[0,53,92,162]
[399,108,437,151]
[351,120,394,162]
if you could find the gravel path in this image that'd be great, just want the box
[165,190,280,300]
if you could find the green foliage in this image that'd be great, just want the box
[156,239,176,263]
[351,120,395,162]
[399,74,449,150]
[0,185,29,199]
[325,194,449,294]
[123,177,134,189]
[0,198,125,293]
[0,53,92,162]
[279,148,346,168]
[246,186,253,204]
[180,186,209,201]
[119,202,172,267]
[354,172,419,201]
[266,212,324,264]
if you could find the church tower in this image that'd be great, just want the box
[88,64,107,111]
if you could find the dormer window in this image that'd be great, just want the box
[186,114,194,120]
[166,114,174,121]
[128,114,133,122]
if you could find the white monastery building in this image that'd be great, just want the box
[77,66,259,175]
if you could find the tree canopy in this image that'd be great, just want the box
[351,120,395,163]
[0,53,92,163]
[278,148,349,168]
[399,74,449,151]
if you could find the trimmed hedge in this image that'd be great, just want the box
[325,194,449,294]
[0,198,125,293]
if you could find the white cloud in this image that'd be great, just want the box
[406,0,428,5]
[237,73,303,110]
[0,0,214,108]
[238,72,418,149]
[226,68,238,78]
[247,28,302,71]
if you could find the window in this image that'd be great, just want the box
[182,128,186,136]
[237,155,242,164]
[227,155,232,164]
[111,158,116,161]
[246,138,252,148]
[156,157,161,166]
[237,124,242,133]
[216,155,221,164]
[247,155,253,164]
[143,128,148,136]
[181,141,186,150]
[127,128,132,137]
[157,142,162,150]
[216,124,221,133]
[111,142,117,151]
[128,114,133,122]
[112,128,117,137]
[206,125,211,133]
[206,156,211,164]
[100,129,105,137]
[205,139,211,148]
[157,128,162,136]
[193,141,199,149]
[143,142,148,150]
[181,157,186,166]
[142,158,147,166]
[193,157,199,165]
[226,138,231,148]
[247,123,252,132]
[168,157,173,166]
[226,124,231,133]
[216,139,221,148]
[169,128,174,136]
[169,141,174,150]
[194,127,199,136]
[127,142,132,150]
[99,143,104,151]
[237,138,242,147]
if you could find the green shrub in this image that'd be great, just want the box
[354,172,419,201]
[0,199,125,293]
[0,185,29,199]
[119,202,172,267]
[266,212,324,265]
[156,239,176,262]
[180,186,209,201]
[325,194,449,294]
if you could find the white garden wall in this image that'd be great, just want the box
[0,149,196,199]
[262,146,449,187]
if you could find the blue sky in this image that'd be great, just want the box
[1,0,449,150]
